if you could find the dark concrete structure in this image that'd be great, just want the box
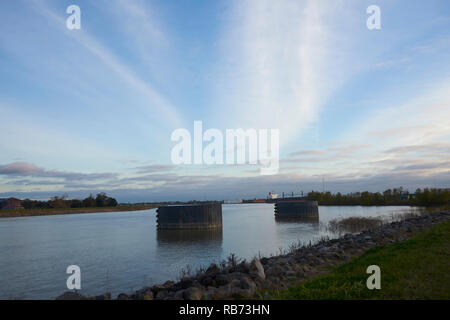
[274,200,319,219]
[156,203,222,230]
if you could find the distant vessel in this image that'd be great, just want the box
[268,192,278,200]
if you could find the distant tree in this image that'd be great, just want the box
[82,194,96,207]
[70,199,83,208]
[106,197,118,207]
[48,195,69,208]
[303,187,416,206]
[35,200,50,209]
[413,188,449,206]
[95,193,108,207]
[21,199,34,209]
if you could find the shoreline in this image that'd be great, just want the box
[1,203,441,219]
[56,210,450,300]
[269,218,450,299]
[0,205,158,219]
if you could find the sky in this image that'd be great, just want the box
[0,0,449,202]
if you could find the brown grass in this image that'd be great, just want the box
[328,216,383,234]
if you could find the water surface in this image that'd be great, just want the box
[0,204,424,299]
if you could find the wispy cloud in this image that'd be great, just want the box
[103,0,169,78]
[213,0,366,147]
[0,162,118,181]
[134,164,175,174]
[289,150,325,157]
[0,1,449,201]
[383,143,450,155]
[29,0,182,128]
[2,164,449,202]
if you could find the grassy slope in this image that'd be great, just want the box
[267,220,450,300]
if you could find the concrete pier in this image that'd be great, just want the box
[156,203,222,230]
[274,200,319,219]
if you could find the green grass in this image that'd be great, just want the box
[267,220,450,299]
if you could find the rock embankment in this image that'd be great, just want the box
[57,211,450,300]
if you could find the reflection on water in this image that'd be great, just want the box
[155,227,224,283]
[157,228,223,243]
[275,215,320,224]
[0,204,425,299]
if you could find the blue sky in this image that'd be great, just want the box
[0,0,449,202]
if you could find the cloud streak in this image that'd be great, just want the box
[213,0,366,148]
[0,162,118,181]
[0,1,449,201]
[30,0,182,128]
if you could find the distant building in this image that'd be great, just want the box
[0,198,23,210]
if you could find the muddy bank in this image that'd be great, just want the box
[0,205,158,219]
[57,210,450,300]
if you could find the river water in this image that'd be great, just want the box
[0,204,424,299]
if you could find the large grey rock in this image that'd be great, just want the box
[230,262,250,274]
[177,278,194,290]
[215,274,231,286]
[155,290,169,300]
[230,278,240,287]
[173,290,185,300]
[183,287,204,300]
[212,284,232,299]
[231,288,254,299]
[151,284,166,294]
[265,265,283,277]
[200,276,213,287]
[240,277,257,292]
[134,287,153,300]
[164,280,175,287]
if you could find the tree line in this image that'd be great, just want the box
[21,193,118,209]
[305,188,449,207]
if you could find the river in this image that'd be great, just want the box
[0,204,424,299]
